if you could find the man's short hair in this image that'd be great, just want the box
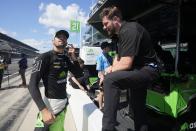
[101,42,110,50]
[55,30,69,39]
[100,6,122,20]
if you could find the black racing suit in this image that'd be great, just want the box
[28,50,79,111]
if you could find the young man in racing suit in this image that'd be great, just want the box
[28,30,79,131]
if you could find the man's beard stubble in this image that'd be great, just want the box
[55,44,66,49]
[108,25,116,37]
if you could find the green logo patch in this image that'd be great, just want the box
[58,71,66,78]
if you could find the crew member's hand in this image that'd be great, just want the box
[99,76,104,86]
[41,108,55,124]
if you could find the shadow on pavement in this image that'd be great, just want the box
[0,85,29,91]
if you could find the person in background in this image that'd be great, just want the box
[28,30,80,131]
[69,57,91,92]
[0,55,7,89]
[18,53,28,87]
[94,41,113,111]
[100,6,161,131]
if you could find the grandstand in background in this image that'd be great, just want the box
[0,32,39,62]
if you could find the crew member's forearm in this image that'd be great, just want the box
[98,71,104,79]
[112,64,130,72]
[112,58,132,72]
[71,77,82,88]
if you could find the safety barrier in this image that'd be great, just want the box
[67,83,103,131]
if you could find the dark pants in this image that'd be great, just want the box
[102,67,159,131]
[19,69,26,85]
[0,69,4,88]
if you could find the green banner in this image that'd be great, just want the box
[70,20,80,32]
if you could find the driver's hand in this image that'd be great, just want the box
[41,108,55,124]
[68,44,75,54]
